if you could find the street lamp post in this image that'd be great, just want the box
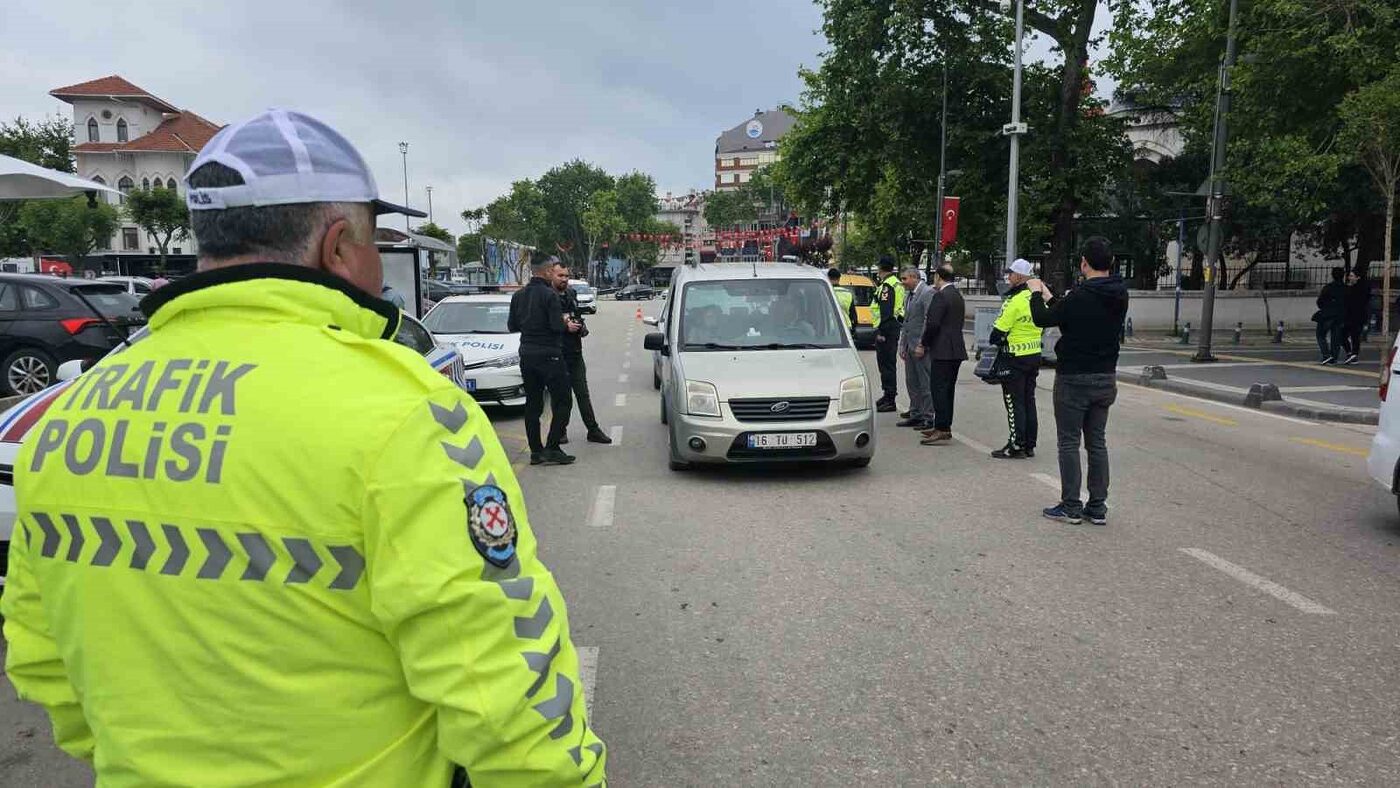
[398,142,410,232]
[1194,0,1241,363]
[425,185,433,224]
[1003,0,1028,271]
[932,59,950,276]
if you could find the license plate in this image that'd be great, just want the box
[465,379,477,392]
[746,432,817,449]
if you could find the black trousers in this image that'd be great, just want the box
[875,324,900,401]
[1343,322,1364,358]
[999,355,1040,450]
[1316,319,1343,361]
[521,351,572,453]
[1054,373,1117,516]
[563,352,599,432]
[929,359,962,432]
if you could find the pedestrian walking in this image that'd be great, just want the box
[897,267,934,429]
[871,256,905,412]
[509,255,580,465]
[555,269,613,445]
[1315,267,1347,364]
[919,265,968,445]
[1342,268,1370,364]
[988,258,1043,459]
[0,109,605,785]
[1027,236,1129,526]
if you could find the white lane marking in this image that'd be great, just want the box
[1116,380,1322,427]
[577,646,598,715]
[950,432,993,455]
[1179,548,1337,615]
[617,373,629,383]
[614,393,627,407]
[1029,472,1059,490]
[589,485,617,528]
[623,359,632,370]
[609,425,624,445]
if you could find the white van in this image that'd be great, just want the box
[1367,337,1400,516]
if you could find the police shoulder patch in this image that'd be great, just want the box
[466,485,518,568]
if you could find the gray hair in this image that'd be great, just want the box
[900,267,921,280]
[187,162,373,263]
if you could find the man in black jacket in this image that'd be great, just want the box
[1315,267,1347,364]
[1342,268,1370,364]
[555,272,612,445]
[917,265,968,444]
[872,256,902,411]
[507,256,579,465]
[1028,236,1129,526]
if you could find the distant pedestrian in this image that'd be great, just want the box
[1315,267,1346,364]
[1342,268,1370,364]
[871,256,905,412]
[920,265,968,445]
[555,270,613,446]
[988,258,1043,459]
[508,255,579,465]
[1027,236,1129,526]
[897,267,934,430]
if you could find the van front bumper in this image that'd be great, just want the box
[671,407,876,464]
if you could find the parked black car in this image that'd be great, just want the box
[0,275,146,395]
[616,284,656,301]
[426,279,482,302]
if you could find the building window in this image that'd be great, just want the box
[90,175,105,185]
[166,178,177,191]
[122,228,139,250]
[740,156,759,166]
[116,118,128,143]
[142,177,151,191]
[87,118,99,142]
[172,247,182,255]
[117,176,133,203]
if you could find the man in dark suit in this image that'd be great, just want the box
[918,265,968,445]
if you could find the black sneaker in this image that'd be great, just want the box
[991,444,1028,460]
[539,448,576,466]
[586,428,614,444]
[558,435,570,445]
[1085,510,1108,526]
[876,402,897,413]
[1024,448,1035,458]
[1043,504,1083,525]
[529,452,544,466]
[1319,357,1335,365]
[896,418,923,428]
[1345,354,1359,365]
[899,411,911,419]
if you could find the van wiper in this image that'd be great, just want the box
[683,342,744,350]
[757,342,825,349]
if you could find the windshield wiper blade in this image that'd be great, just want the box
[683,342,744,350]
[757,342,825,349]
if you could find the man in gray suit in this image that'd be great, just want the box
[919,265,969,445]
[898,267,935,430]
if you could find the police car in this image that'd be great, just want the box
[0,313,467,590]
[422,294,527,408]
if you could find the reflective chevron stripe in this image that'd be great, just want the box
[22,511,364,590]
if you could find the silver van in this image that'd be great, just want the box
[643,261,876,471]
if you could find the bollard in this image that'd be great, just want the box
[1179,322,1191,345]
[1125,317,1134,338]
[1244,382,1283,408]
[1233,322,1243,345]
[1273,320,1285,344]
[635,308,643,320]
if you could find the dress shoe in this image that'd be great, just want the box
[920,431,952,445]
[586,428,614,444]
[896,418,923,427]
[876,402,897,413]
[538,448,576,465]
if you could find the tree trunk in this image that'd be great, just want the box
[1043,3,1096,294]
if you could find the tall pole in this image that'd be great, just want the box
[1174,206,1185,336]
[425,186,434,224]
[398,142,410,232]
[1004,0,1027,269]
[932,59,949,275]
[1194,0,1240,363]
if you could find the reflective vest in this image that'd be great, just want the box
[833,286,855,328]
[870,274,906,327]
[1,264,605,787]
[994,286,1043,357]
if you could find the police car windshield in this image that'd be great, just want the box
[569,284,595,295]
[423,302,512,334]
[679,280,847,351]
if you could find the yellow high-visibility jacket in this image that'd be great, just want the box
[992,284,1043,357]
[2,263,605,787]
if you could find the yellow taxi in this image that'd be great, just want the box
[838,273,877,348]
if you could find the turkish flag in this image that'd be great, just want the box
[940,197,961,249]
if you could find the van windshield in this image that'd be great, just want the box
[679,279,847,351]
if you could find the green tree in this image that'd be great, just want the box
[413,222,454,245]
[19,197,120,268]
[703,188,758,228]
[1339,67,1400,344]
[124,186,190,272]
[581,189,623,274]
[0,115,76,258]
[536,160,614,269]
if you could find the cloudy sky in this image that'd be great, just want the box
[1,1,1093,236]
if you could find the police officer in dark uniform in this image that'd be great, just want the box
[555,271,612,445]
[508,255,578,465]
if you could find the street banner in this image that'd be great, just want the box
[940,196,961,249]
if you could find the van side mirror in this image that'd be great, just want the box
[643,332,668,356]
[642,316,659,327]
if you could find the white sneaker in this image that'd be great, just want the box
[1345,354,1359,365]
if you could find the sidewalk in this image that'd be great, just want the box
[1116,333,1382,424]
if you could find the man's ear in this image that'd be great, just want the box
[317,217,352,278]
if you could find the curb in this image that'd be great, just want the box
[1115,368,1380,426]
[0,395,24,412]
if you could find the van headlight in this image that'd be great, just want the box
[685,380,721,417]
[481,353,520,369]
[838,376,868,414]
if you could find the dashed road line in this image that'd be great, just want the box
[1164,403,1238,426]
[1179,548,1337,615]
[609,425,624,445]
[578,645,599,716]
[1291,437,1368,457]
[1029,472,1059,491]
[951,432,993,455]
[589,485,616,528]
[623,359,632,370]
[617,373,629,384]
[614,393,627,407]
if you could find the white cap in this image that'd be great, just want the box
[1006,258,1035,276]
[184,109,425,218]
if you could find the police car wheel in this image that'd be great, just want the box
[3,348,55,396]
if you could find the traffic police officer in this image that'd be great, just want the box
[870,256,906,412]
[988,258,1044,458]
[827,267,857,329]
[1,110,606,786]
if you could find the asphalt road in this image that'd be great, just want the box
[5,298,1400,785]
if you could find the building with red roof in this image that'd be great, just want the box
[49,75,222,270]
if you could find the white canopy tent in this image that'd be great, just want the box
[0,153,121,201]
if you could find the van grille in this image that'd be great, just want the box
[728,397,830,423]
